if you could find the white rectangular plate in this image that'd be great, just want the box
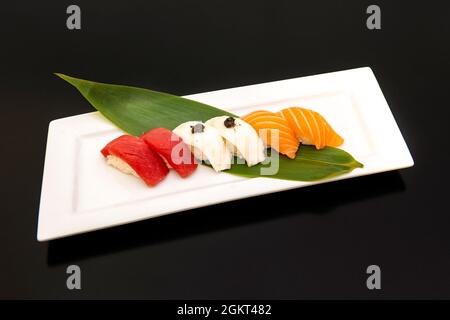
[37,67,414,241]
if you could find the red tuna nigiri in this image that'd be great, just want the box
[101,135,169,186]
[141,128,197,178]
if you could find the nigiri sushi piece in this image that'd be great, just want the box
[101,135,169,186]
[277,107,344,149]
[205,116,265,167]
[141,128,197,178]
[173,121,232,172]
[241,110,299,159]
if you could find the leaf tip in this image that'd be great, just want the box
[54,73,71,82]
[54,73,87,90]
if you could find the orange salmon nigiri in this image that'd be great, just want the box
[277,107,344,149]
[241,110,299,159]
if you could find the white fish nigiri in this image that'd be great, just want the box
[205,116,265,167]
[173,121,232,172]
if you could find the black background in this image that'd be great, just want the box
[0,0,449,299]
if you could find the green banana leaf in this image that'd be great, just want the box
[56,73,235,136]
[57,73,363,181]
[228,147,362,181]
